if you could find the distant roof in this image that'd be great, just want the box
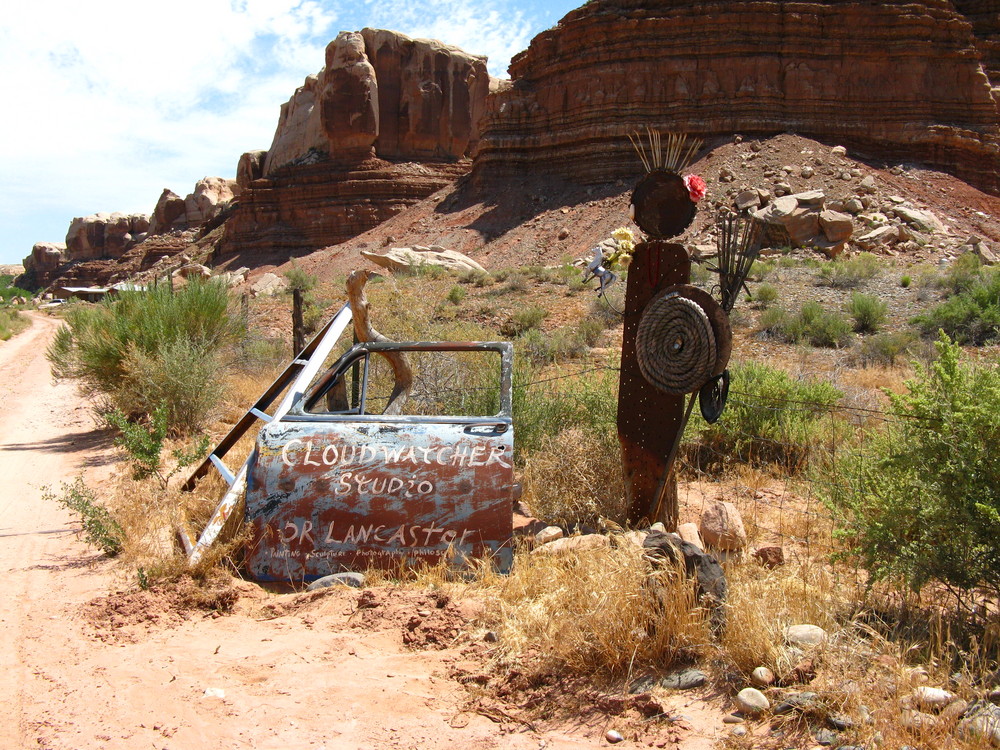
[58,286,109,294]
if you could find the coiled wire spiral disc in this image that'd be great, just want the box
[636,289,717,394]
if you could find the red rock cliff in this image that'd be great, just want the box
[223,29,493,258]
[474,0,1000,193]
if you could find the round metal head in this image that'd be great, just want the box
[630,170,697,240]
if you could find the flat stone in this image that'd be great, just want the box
[827,712,854,730]
[723,713,745,724]
[752,546,784,569]
[734,687,770,715]
[894,205,945,233]
[773,691,819,715]
[785,624,828,648]
[535,526,564,545]
[819,209,854,243]
[900,709,938,732]
[660,668,707,690]
[791,189,826,206]
[815,727,838,745]
[531,534,610,555]
[306,572,366,590]
[913,686,955,711]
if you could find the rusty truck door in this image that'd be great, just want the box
[245,341,514,582]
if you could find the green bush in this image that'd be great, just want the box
[828,335,1000,597]
[446,285,467,305]
[817,252,881,288]
[854,331,917,368]
[912,268,1000,345]
[0,308,29,340]
[760,301,853,348]
[900,274,912,288]
[47,279,241,432]
[845,292,888,333]
[685,361,844,473]
[44,477,123,557]
[503,305,547,336]
[752,283,779,308]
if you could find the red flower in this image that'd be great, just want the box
[684,174,707,203]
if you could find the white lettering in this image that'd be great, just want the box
[281,439,303,467]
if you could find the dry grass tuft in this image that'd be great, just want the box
[481,543,711,679]
[521,427,626,526]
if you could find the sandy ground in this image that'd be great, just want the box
[0,313,727,750]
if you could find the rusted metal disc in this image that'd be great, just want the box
[699,369,730,424]
[630,170,697,239]
[636,288,717,394]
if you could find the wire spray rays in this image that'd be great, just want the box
[714,211,764,313]
[628,128,704,175]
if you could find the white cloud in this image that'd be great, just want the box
[0,0,572,263]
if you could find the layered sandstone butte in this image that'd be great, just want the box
[475,0,1000,193]
[149,177,240,235]
[65,212,150,262]
[222,29,492,258]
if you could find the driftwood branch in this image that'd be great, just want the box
[345,269,412,414]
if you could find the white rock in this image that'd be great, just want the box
[203,687,226,699]
[913,686,956,711]
[531,534,610,555]
[751,666,775,687]
[784,624,828,648]
[734,687,770,715]
[535,526,564,545]
[831,145,848,156]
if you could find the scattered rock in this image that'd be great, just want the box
[735,189,761,210]
[557,227,570,240]
[723,713,745,724]
[642,530,727,628]
[535,526,564,545]
[734,687,770,715]
[605,729,624,743]
[913,686,956,711]
[203,687,226,699]
[773,691,819,715]
[531,534,609,555]
[699,500,747,551]
[900,708,939,732]
[894,205,945,233]
[751,666,775,687]
[831,146,848,156]
[306,572,366,590]
[782,656,817,685]
[815,727,838,746]
[250,272,289,297]
[941,698,969,722]
[819,209,854,243]
[677,522,704,551]
[660,668,707,690]
[785,624,828,649]
[844,197,865,214]
[619,530,649,548]
[752,546,784,568]
[958,701,1000,745]
[827,712,854,730]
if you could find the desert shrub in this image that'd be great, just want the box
[759,301,853,348]
[912,267,1000,344]
[588,288,625,328]
[752,283,779,308]
[576,316,605,347]
[458,268,492,286]
[45,477,123,557]
[446,285,466,305]
[0,308,29,340]
[519,327,589,365]
[503,305,547,336]
[485,543,709,677]
[522,265,555,283]
[853,330,917,368]
[685,361,844,473]
[817,252,881,288]
[47,279,241,432]
[522,427,625,525]
[512,362,618,461]
[105,401,209,486]
[828,335,1000,598]
[748,259,776,282]
[689,262,711,286]
[900,274,912,288]
[845,292,888,333]
[0,278,32,303]
[932,252,984,295]
[505,273,529,292]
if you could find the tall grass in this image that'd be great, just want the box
[0,308,29,341]
[48,279,242,432]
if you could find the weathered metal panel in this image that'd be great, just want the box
[245,341,515,582]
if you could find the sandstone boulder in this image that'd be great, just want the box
[183,177,239,226]
[819,209,854,243]
[699,500,747,551]
[23,242,66,287]
[361,246,486,274]
[149,189,187,235]
[894,205,946,234]
[250,272,289,297]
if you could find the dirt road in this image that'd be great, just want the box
[0,313,628,750]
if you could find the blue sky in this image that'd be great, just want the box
[0,0,583,266]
